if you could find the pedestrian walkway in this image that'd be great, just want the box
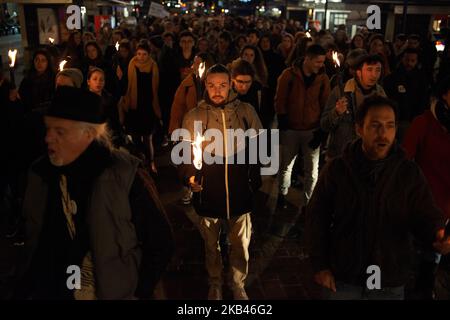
[0,147,322,300]
[153,149,322,300]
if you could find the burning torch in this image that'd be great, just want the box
[115,41,120,51]
[59,59,68,71]
[8,49,17,88]
[196,61,206,99]
[191,123,205,203]
[332,51,349,114]
[332,51,344,98]
[198,61,205,79]
[192,129,205,183]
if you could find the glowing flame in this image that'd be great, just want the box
[59,60,67,71]
[115,41,120,51]
[192,131,205,170]
[306,31,312,39]
[436,41,445,52]
[332,51,340,68]
[198,61,206,78]
[8,49,17,67]
[49,37,55,44]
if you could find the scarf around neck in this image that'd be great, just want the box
[124,56,160,112]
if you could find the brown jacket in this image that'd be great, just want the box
[169,73,199,134]
[275,63,330,130]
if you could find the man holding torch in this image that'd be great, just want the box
[321,54,386,161]
[179,64,262,300]
[170,53,211,205]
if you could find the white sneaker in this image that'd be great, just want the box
[208,285,222,300]
[232,287,249,300]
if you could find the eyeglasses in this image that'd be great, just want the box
[235,79,252,85]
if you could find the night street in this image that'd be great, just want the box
[1,0,450,302]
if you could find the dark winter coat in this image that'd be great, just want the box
[18,142,174,299]
[306,139,445,287]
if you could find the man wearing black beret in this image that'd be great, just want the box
[15,86,174,300]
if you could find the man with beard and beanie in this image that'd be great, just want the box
[321,54,386,161]
[403,77,450,299]
[15,86,174,300]
[177,64,262,300]
[275,44,330,210]
[307,96,450,300]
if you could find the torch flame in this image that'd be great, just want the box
[306,31,312,39]
[198,61,206,78]
[49,37,55,44]
[115,41,120,51]
[59,60,68,71]
[8,49,17,68]
[192,131,205,170]
[332,51,340,68]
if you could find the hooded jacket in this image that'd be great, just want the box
[178,92,263,219]
[274,59,330,130]
[306,139,445,287]
[321,78,386,158]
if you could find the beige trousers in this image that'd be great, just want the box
[197,213,252,289]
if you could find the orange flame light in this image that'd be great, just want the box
[49,37,55,44]
[332,51,340,68]
[8,49,17,68]
[198,61,206,78]
[115,41,120,51]
[306,31,312,39]
[59,60,67,71]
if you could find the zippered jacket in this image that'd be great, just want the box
[306,139,445,287]
[178,94,263,219]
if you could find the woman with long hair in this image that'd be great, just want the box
[19,48,55,113]
[120,40,161,174]
[240,44,268,87]
[277,33,295,64]
[82,40,117,95]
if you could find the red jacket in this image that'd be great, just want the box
[402,109,450,218]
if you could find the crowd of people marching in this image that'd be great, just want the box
[0,13,450,300]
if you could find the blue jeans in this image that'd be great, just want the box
[324,282,405,300]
